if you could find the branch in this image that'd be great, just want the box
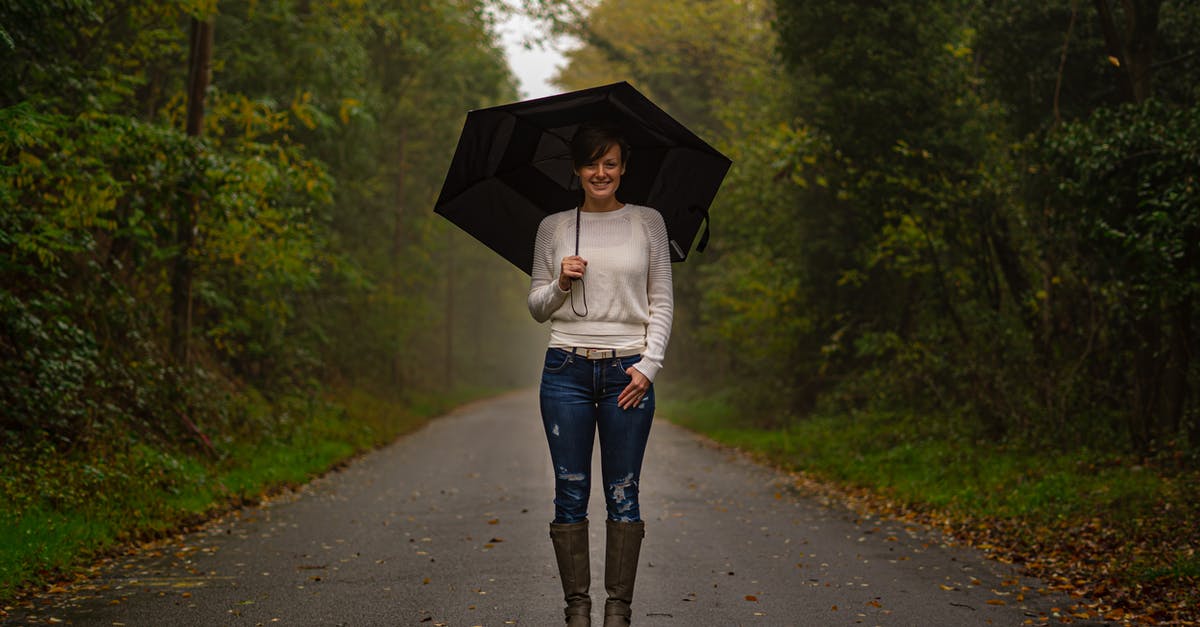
[1152,48,1200,70]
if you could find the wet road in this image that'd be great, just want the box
[5,390,1100,626]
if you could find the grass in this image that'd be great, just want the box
[0,384,507,603]
[657,385,1199,621]
[659,388,1179,520]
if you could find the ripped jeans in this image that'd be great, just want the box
[539,347,654,524]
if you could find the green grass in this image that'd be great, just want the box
[0,384,507,603]
[659,390,1173,520]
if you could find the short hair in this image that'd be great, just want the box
[570,121,630,169]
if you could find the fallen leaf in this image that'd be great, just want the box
[745,595,758,602]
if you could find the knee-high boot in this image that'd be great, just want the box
[550,520,592,626]
[602,520,645,627]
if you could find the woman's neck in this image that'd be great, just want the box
[580,197,625,213]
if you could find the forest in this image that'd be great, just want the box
[2,0,1197,621]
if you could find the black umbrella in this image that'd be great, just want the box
[434,81,732,275]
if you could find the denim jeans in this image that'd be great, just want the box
[539,347,654,524]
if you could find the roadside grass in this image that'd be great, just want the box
[658,386,1199,620]
[0,384,506,603]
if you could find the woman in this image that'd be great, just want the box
[527,121,673,627]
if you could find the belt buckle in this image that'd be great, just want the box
[583,348,611,359]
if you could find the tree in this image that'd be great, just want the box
[171,12,214,365]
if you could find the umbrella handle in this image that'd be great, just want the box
[571,207,587,317]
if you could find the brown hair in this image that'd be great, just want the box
[570,121,630,169]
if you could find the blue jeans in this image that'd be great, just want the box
[539,348,654,524]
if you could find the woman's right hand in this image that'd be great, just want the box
[559,255,587,291]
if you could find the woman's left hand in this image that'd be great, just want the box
[618,367,651,410]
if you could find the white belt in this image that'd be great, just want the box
[567,347,642,360]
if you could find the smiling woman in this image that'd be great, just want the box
[527,120,673,627]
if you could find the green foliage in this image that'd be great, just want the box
[636,0,1200,452]
[544,0,1200,451]
[0,0,527,601]
[1045,99,1199,311]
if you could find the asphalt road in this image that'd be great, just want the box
[5,390,1103,626]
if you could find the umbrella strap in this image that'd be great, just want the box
[571,207,588,317]
[570,279,588,317]
[695,205,711,253]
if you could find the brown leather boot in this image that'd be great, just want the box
[602,520,644,626]
[550,520,592,626]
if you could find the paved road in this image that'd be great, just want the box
[6,390,1102,626]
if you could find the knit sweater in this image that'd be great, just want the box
[527,203,674,381]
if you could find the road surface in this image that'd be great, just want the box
[5,390,1103,626]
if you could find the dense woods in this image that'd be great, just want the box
[2,0,1197,615]
[537,0,1200,454]
[1,0,536,446]
[0,0,542,597]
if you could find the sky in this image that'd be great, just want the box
[495,6,572,100]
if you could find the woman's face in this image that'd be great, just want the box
[576,143,625,203]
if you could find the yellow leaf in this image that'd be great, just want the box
[339,98,361,124]
[1107,55,1121,67]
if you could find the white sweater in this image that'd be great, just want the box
[528,204,674,381]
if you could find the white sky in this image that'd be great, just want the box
[495,5,573,100]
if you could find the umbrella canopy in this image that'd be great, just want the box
[434,81,732,275]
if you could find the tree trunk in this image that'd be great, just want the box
[1093,0,1170,453]
[391,127,407,388]
[445,228,455,389]
[1130,316,1163,452]
[170,16,214,365]
[1053,0,1081,125]
[1093,0,1135,102]
[1121,0,1161,104]
[1093,0,1161,104]
[1165,225,1196,444]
